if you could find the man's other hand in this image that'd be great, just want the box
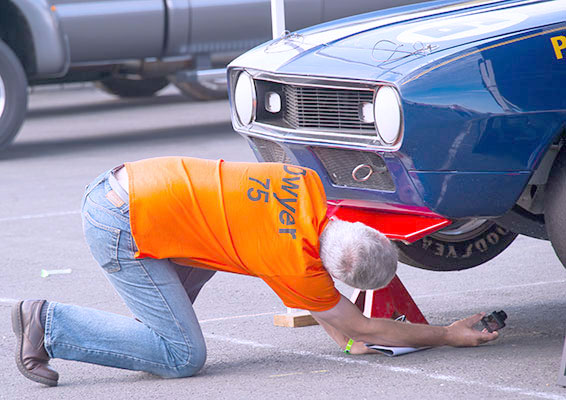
[446,313,499,347]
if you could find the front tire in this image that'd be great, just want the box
[0,40,28,151]
[545,146,566,268]
[396,220,518,271]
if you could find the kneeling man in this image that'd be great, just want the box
[13,157,498,386]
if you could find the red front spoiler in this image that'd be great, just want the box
[327,203,452,244]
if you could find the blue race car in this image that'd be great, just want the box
[228,0,566,271]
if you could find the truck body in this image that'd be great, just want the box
[0,0,429,150]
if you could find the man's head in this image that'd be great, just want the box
[319,219,398,290]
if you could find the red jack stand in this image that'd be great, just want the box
[350,276,428,324]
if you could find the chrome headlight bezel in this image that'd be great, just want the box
[233,71,257,126]
[373,86,403,146]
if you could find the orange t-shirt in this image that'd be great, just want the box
[125,156,340,312]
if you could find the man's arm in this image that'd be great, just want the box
[314,315,378,354]
[311,295,498,349]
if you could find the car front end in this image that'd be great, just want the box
[228,0,566,270]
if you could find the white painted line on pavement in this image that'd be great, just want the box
[207,334,276,349]
[0,210,80,223]
[413,279,566,299]
[2,277,564,313]
[200,312,277,323]
[205,333,566,400]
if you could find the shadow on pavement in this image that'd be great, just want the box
[26,94,194,119]
[0,121,236,161]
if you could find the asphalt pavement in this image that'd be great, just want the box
[2,84,566,400]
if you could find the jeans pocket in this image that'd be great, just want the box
[83,211,122,273]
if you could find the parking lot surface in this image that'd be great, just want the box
[2,86,566,400]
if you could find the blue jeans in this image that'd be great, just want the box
[43,170,216,378]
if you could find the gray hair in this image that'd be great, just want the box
[319,219,398,290]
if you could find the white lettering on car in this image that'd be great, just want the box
[397,12,527,43]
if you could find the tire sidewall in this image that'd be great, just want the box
[544,146,566,267]
[0,40,27,150]
[396,222,518,271]
[96,77,169,98]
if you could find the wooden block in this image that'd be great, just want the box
[273,311,318,328]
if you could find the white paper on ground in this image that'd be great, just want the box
[363,315,432,356]
[364,344,431,357]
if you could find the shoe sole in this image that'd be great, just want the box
[11,301,58,387]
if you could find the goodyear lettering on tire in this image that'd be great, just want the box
[421,226,510,259]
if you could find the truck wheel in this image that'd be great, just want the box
[395,220,518,271]
[95,77,169,98]
[0,40,28,151]
[544,146,566,268]
[172,81,227,101]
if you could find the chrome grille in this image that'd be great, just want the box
[283,85,375,133]
[312,147,395,191]
[251,137,292,164]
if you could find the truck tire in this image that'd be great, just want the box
[96,77,169,98]
[0,40,28,151]
[544,146,566,268]
[395,220,518,271]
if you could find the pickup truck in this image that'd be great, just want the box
[0,0,429,151]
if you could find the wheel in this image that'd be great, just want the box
[396,219,518,271]
[545,146,566,268]
[95,77,169,98]
[0,40,28,151]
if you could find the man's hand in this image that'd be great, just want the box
[312,296,501,349]
[445,313,499,347]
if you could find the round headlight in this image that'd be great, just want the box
[234,72,256,126]
[374,86,402,145]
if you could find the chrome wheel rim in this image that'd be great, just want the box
[432,219,490,242]
[0,73,5,119]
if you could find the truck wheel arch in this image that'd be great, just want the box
[2,0,69,79]
[0,1,35,76]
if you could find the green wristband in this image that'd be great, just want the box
[344,339,354,354]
